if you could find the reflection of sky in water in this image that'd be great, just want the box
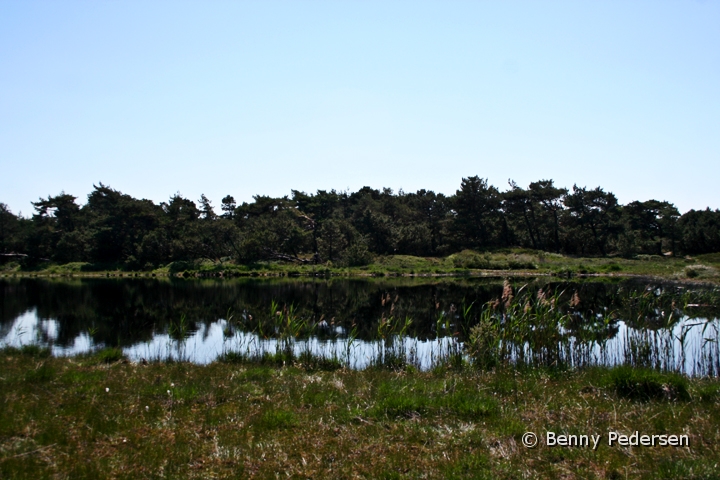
[122,321,460,370]
[2,309,61,347]
[2,308,719,375]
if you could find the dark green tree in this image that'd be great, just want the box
[220,195,236,219]
[528,180,567,252]
[317,218,348,262]
[451,176,502,250]
[5,177,720,268]
[86,184,162,266]
[29,193,86,263]
[162,194,202,262]
[503,181,535,249]
[198,194,216,220]
[0,203,23,257]
[677,209,720,254]
[235,196,314,263]
[403,189,451,255]
[620,200,679,256]
[563,185,620,256]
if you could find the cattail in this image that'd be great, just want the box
[502,279,513,308]
[570,291,580,308]
[537,288,546,304]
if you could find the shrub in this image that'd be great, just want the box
[449,250,490,269]
[684,264,717,279]
[94,347,126,364]
[344,240,373,267]
[465,315,500,369]
[19,344,52,358]
[607,366,689,401]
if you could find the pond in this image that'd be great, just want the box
[2,277,719,375]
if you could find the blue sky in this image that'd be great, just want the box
[1,1,718,216]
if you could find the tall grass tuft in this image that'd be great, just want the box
[605,366,690,401]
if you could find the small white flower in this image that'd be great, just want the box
[171,383,175,388]
[145,405,149,412]
[167,390,171,395]
[105,387,110,393]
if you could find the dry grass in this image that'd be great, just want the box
[1,348,720,479]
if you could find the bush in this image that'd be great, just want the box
[20,344,52,358]
[94,347,126,364]
[465,316,500,369]
[297,351,343,371]
[344,240,373,267]
[683,264,717,279]
[507,254,537,270]
[607,366,689,401]
[696,383,720,403]
[449,250,490,269]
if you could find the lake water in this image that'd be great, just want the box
[2,277,719,375]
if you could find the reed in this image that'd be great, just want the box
[179,284,720,374]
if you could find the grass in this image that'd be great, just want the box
[2,348,720,479]
[4,249,720,283]
[684,264,719,279]
[91,347,127,364]
[603,366,690,401]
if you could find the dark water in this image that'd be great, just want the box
[2,277,719,375]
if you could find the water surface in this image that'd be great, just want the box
[2,277,719,375]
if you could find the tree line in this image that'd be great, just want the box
[1,177,719,269]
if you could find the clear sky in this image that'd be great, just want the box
[1,1,719,216]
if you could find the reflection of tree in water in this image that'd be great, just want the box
[1,278,719,355]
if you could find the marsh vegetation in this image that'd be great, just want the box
[2,347,720,479]
[2,277,720,478]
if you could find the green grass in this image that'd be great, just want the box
[2,350,720,479]
[91,347,127,364]
[603,366,690,401]
[5,249,720,283]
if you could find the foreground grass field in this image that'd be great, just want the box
[2,347,719,479]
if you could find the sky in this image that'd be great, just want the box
[1,1,719,216]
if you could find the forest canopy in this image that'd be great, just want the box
[1,177,719,270]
